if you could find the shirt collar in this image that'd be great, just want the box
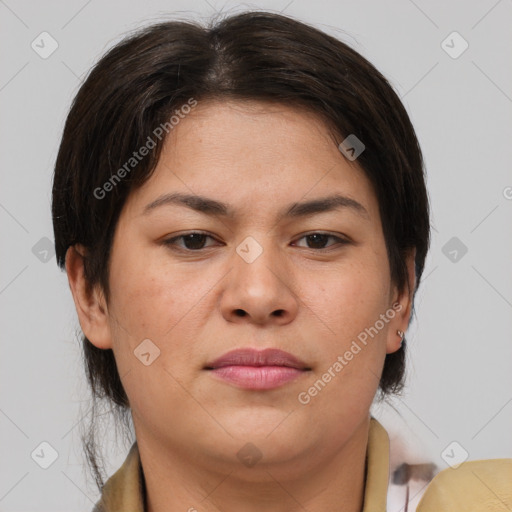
[94,416,390,512]
[363,416,390,511]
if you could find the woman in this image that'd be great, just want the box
[51,10,511,512]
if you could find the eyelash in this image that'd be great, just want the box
[162,231,350,252]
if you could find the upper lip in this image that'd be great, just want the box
[205,348,310,370]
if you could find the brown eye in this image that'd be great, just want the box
[181,233,209,250]
[293,232,349,250]
[163,232,219,251]
[304,234,330,249]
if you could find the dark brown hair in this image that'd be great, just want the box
[52,10,430,490]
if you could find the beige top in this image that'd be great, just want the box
[92,417,512,511]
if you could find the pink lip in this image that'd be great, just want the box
[204,348,310,390]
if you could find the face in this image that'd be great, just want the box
[72,99,413,477]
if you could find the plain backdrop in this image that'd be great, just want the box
[1,1,511,510]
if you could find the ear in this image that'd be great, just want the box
[386,247,416,355]
[65,244,113,349]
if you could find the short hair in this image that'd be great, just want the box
[52,10,430,489]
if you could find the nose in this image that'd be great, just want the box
[220,239,299,326]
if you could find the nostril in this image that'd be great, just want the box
[273,309,284,317]
[234,309,247,317]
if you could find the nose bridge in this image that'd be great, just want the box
[233,234,285,295]
[220,233,298,324]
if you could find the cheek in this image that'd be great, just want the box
[109,266,200,343]
[298,262,390,421]
[105,251,209,413]
[311,258,391,337]
[106,243,222,374]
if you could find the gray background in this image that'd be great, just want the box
[1,0,511,510]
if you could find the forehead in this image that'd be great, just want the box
[161,99,341,169]
[122,99,380,223]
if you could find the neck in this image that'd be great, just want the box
[136,415,371,512]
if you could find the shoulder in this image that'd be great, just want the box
[416,458,512,511]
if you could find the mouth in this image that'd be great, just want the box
[204,348,311,390]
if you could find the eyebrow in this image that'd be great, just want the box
[142,192,370,221]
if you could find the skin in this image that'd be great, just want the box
[66,99,415,512]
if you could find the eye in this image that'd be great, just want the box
[162,231,220,251]
[292,232,349,250]
[162,231,349,252]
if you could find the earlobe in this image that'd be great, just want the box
[386,247,416,354]
[65,244,113,349]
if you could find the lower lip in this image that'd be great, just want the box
[208,365,305,390]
